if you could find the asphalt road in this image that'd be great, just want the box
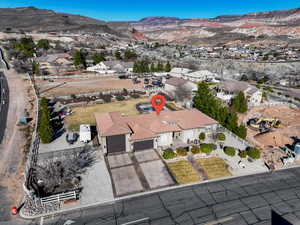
[0,71,9,144]
[23,167,300,225]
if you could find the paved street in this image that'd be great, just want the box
[0,71,9,144]
[22,167,300,225]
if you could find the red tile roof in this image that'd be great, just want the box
[95,109,218,141]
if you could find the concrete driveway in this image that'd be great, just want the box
[108,149,175,196]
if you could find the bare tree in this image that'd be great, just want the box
[174,84,192,102]
[33,149,96,196]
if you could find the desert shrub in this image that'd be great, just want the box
[246,147,261,159]
[239,150,247,158]
[199,132,206,141]
[100,94,111,103]
[176,148,188,156]
[200,144,214,154]
[163,148,177,159]
[224,146,236,156]
[116,95,125,101]
[191,146,201,154]
[130,94,140,99]
[217,133,226,141]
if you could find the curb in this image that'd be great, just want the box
[19,165,278,220]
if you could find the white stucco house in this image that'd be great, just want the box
[169,67,192,78]
[87,60,133,74]
[215,80,262,105]
[183,70,219,82]
[95,109,219,154]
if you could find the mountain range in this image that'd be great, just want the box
[1,6,300,45]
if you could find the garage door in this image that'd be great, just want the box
[133,140,154,151]
[106,135,126,153]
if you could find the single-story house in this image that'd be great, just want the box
[215,80,262,105]
[165,77,197,95]
[169,67,192,78]
[183,70,219,82]
[38,53,73,74]
[87,60,133,74]
[95,109,219,154]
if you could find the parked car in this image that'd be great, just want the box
[66,132,79,144]
[144,78,149,84]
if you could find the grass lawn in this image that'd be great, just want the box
[196,157,232,179]
[65,97,149,131]
[167,160,201,184]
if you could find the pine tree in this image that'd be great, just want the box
[165,61,171,72]
[114,50,122,60]
[74,50,87,69]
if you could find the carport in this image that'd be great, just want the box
[133,139,154,151]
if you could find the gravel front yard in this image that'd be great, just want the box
[167,160,201,184]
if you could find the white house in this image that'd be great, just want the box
[169,67,192,78]
[87,60,133,74]
[183,70,219,82]
[216,80,262,105]
[95,109,219,154]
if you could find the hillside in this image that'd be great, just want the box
[0,7,128,37]
[130,8,300,45]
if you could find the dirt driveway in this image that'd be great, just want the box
[0,69,31,221]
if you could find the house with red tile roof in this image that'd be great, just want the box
[95,109,219,154]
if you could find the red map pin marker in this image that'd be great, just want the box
[151,94,166,115]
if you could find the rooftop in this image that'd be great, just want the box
[95,109,217,141]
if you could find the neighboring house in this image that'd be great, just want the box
[165,77,197,95]
[38,53,73,74]
[95,109,218,154]
[87,60,133,74]
[215,80,262,105]
[183,70,219,82]
[169,67,192,78]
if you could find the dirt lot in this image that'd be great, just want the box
[65,97,149,130]
[239,105,300,149]
[38,77,145,97]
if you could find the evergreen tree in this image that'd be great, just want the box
[92,52,106,64]
[232,91,248,113]
[150,63,155,72]
[114,50,122,60]
[37,39,50,50]
[165,61,171,72]
[39,97,54,143]
[124,48,137,60]
[73,50,87,69]
[157,61,164,72]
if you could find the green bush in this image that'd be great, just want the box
[246,147,261,159]
[191,146,201,154]
[130,94,140,99]
[200,144,214,154]
[116,95,125,101]
[39,97,54,143]
[239,150,247,158]
[163,148,177,159]
[199,132,206,141]
[217,133,226,141]
[224,146,236,156]
[176,148,188,156]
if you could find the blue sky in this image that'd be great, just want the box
[0,0,299,21]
